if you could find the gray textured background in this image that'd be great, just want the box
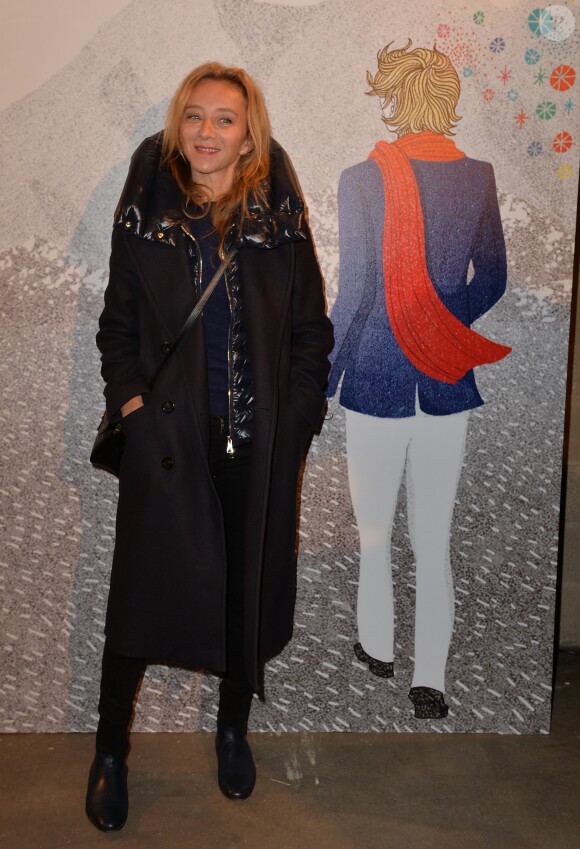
[0,0,578,734]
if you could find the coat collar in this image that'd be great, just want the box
[114,131,308,250]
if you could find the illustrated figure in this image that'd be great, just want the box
[327,42,510,719]
[86,63,332,830]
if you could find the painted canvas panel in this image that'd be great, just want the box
[0,0,577,735]
[327,42,512,720]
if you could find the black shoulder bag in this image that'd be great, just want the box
[90,249,237,477]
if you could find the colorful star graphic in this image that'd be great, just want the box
[528,8,554,38]
[557,164,574,181]
[536,101,557,120]
[550,65,576,93]
[525,48,541,66]
[515,109,529,128]
[564,100,574,115]
[498,65,513,85]
[489,37,506,54]
[534,68,548,85]
[552,132,573,153]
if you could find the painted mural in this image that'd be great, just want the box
[0,0,578,735]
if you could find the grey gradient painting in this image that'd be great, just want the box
[0,0,578,734]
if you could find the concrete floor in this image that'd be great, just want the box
[1,651,578,849]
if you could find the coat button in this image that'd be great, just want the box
[124,220,132,229]
[161,456,174,470]
[161,341,172,354]
[157,231,164,239]
[162,401,174,414]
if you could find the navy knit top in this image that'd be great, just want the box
[187,210,229,417]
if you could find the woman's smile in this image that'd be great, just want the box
[179,78,252,197]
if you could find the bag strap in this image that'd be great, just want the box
[172,247,237,352]
[150,248,237,388]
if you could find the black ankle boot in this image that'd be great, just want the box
[215,722,256,800]
[85,752,128,831]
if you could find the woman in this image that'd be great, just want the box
[87,62,333,831]
[327,42,509,719]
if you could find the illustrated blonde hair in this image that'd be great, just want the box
[366,41,461,136]
[162,62,271,255]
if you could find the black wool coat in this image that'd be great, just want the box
[96,135,333,690]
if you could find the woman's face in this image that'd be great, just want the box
[180,78,252,198]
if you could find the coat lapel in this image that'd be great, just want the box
[240,243,294,407]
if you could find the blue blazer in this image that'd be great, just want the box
[327,156,507,417]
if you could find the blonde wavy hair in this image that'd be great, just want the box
[162,62,271,255]
[366,41,461,136]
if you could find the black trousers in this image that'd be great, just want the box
[96,417,254,755]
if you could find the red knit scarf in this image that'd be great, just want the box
[368,132,511,384]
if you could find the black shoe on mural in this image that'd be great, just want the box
[408,686,449,719]
[353,642,394,678]
[215,722,256,800]
[85,752,128,831]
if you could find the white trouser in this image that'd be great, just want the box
[345,405,469,692]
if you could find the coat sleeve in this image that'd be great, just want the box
[467,165,507,324]
[326,169,373,397]
[96,227,151,418]
[288,237,334,430]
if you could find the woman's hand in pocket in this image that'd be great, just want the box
[121,395,144,418]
